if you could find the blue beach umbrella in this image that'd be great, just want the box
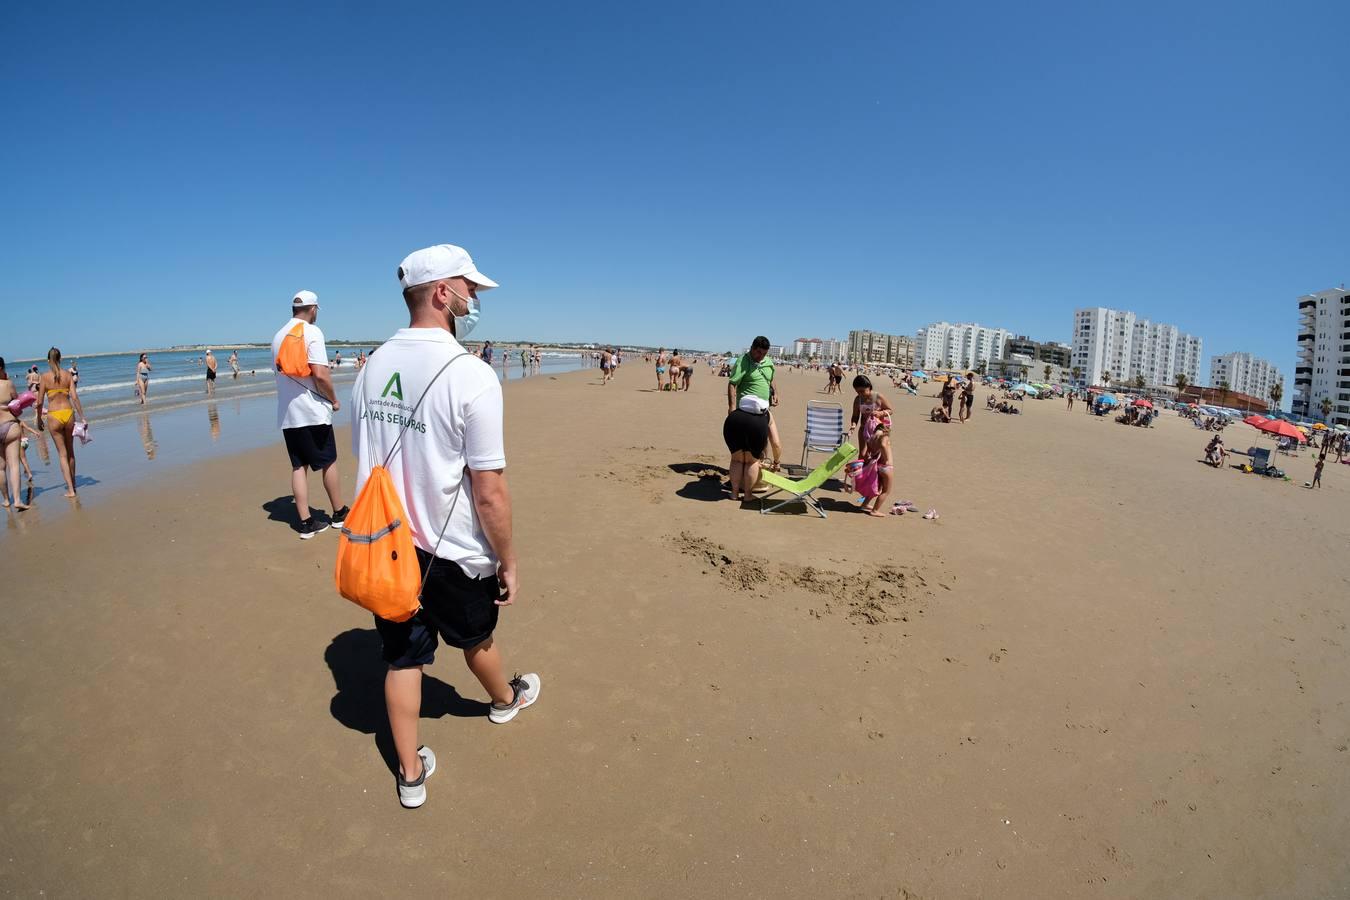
[1098,393,1119,407]
[1011,383,1038,395]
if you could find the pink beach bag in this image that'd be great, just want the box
[854,459,880,498]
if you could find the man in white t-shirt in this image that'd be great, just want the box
[351,244,540,809]
[272,290,347,539]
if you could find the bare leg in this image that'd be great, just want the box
[50,424,76,496]
[1,434,15,507]
[385,666,425,780]
[744,459,762,495]
[291,466,311,521]
[767,414,782,464]
[728,459,744,499]
[321,461,343,511]
[464,636,513,705]
[870,472,892,517]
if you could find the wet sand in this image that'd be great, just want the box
[4,362,1349,898]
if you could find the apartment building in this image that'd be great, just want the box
[1293,287,1350,424]
[914,322,1011,371]
[1209,352,1284,407]
[1071,307,1202,388]
[1004,335,1072,368]
[847,330,914,366]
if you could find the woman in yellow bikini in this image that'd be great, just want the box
[36,347,84,498]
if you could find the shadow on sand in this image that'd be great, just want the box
[669,461,729,502]
[325,628,490,775]
[262,495,301,529]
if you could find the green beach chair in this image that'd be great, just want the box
[758,443,857,518]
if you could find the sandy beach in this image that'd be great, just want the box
[4,362,1349,898]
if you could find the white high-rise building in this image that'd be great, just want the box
[789,337,846,361]
[1209,353,1283,406]
[1293,287,1350,424]
[914,322,1012,371]
[1071,307,1202,388]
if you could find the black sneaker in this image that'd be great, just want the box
[329,506,350,527]
[298,516,331,540]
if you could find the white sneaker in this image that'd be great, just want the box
[489,673,541,724]
[397,746,436,809]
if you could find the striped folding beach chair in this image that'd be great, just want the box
[801,401,847,467]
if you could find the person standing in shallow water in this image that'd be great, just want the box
[136,354,152,404]
[36,347,84,498]
[0,357,31,510]
[205,349,218,397]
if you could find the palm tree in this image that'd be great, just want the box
[1071,366,1082,385]
[1043,364,1052,383]
[1219,379,1230,406]
[1269,381,1283,412]
[1321,396,1333,422]
[1175,372,1189,400]
[1019,365,1029,382]
[1102,371,1112,387]
[1133,373,1145,390]
[975,361,987,377]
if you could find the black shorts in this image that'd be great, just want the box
[375,548,501,667]
[282,424,337,470]
[206,368,216,381]
[723,409,770,457]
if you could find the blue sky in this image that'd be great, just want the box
[3,0,1347,380]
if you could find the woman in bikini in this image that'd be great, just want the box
[959,373,976,423]
[37,347,84,498]
[654,348,666,391]
[849,375,893,447]
[136,353,152,404]
[0,357,31,509]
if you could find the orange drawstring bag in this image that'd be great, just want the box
[336,353,468,622]
[276,322,312,377]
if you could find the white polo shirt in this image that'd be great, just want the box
[350,328,505,578]
[271,318,333,430]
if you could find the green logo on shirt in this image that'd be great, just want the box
[381,372,404,400]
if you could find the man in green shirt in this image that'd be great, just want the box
[727,337,777,412]
[722,336,782,499]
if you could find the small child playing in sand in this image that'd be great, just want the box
[858,413,893,518]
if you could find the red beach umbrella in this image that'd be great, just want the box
[1243,414,1267,426]
[1132,398,1153,408]
[1253,418,1306,443]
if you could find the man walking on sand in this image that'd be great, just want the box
[352,243,540,809]
[272,291,347,539]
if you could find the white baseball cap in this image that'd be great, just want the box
[292,290,319,308]
[398,244,498,291]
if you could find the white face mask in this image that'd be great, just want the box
[449,287,480,338]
